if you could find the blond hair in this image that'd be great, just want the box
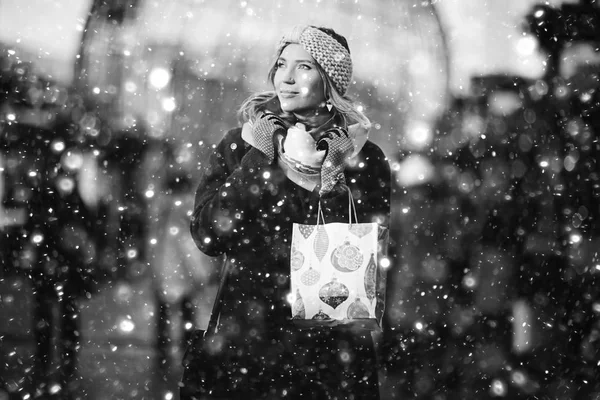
[238,27,370,129]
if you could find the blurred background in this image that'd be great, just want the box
[0,0,599,399]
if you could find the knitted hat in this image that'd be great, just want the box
[279,25,353,96]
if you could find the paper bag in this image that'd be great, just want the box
[289,218,389,331]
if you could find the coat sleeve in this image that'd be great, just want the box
[320,141,392,228]
[360,143,392,228]
[190,129,277,256]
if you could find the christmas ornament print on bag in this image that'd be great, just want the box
[331,240,363,272]
[292,289,306,319]
[319,278,349,309]
[291,247,305,272]
[364,254,377,303]
[289,219,388,330]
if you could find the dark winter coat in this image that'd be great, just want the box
[187,126,391,398]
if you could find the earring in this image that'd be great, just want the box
[326,101,333,112]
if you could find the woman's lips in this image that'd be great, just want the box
[279,91,298,98]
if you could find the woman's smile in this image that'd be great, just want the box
[279,90,299,98]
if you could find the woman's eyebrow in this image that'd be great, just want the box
[277,56,316,65]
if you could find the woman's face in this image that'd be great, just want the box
[273,44,327,117]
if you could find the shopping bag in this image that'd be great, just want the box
[289,192,389,331]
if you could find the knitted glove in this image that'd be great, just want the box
[250,112,288,163]
[282,123,326,167]
[316,126,354,195]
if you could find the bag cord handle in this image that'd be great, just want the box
[348,188,358,225]
[317,186,358,226]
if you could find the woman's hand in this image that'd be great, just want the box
[248,112,288,163]
[317,126,354,195]
[282,123,326,167]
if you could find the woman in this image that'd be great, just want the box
[182,25,391,399]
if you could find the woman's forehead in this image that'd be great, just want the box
[279,43,317,64]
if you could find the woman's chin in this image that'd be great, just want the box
[279,102,296,113]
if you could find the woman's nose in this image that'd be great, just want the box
[282,67,295,84]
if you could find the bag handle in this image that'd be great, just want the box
[206,256,232,335]
[316,186,358,226]
[348,188,358,225]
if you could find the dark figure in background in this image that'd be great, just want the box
[181,25,391,399]
[0,68,101,397]
[153,173,196,373]
[138,140,221,375]
[25,123,98,399]
[152,172,220,374]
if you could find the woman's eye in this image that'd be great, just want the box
[299,64,311,70]
[276,61,285,68]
